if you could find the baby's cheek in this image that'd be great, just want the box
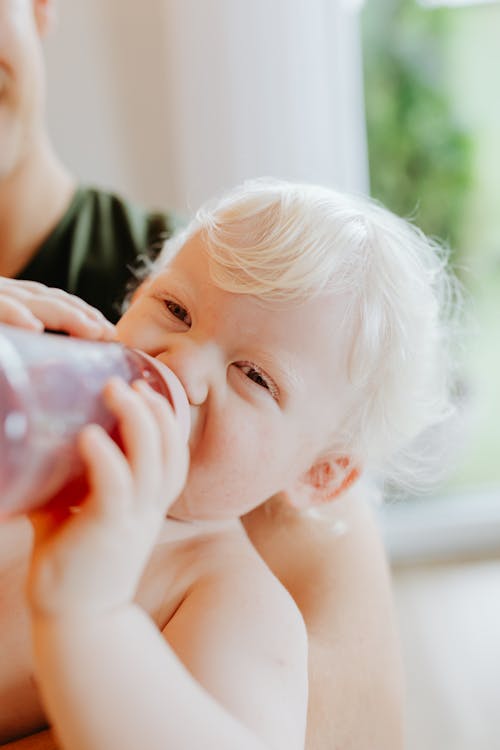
[115,316,140,347]
[208,421,264,478]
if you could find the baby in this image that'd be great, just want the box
[0,179,456,749]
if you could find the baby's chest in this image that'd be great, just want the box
[134,541,201,630]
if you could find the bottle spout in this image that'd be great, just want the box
[137,353,191,443]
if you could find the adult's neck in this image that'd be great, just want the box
[0,134,76,278]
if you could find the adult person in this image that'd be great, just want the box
[0,1,404,748]
[0,0,178,322]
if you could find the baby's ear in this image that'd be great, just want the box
[287,455,359,509]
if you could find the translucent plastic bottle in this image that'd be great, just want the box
[0,323,190,519]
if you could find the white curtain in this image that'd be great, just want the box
[46,0,368,213]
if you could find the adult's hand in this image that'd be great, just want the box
[0,278,116,339]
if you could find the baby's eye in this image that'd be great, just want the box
[238,363,279,400]
[241,365,268,389]
[165,300,191,327]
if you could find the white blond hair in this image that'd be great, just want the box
[151,178,461,492]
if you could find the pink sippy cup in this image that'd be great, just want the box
[0,323,190,518]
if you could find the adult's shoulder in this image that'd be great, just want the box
[76,187,182,253]
[19,185,184,322]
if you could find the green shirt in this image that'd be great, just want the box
[18,187,179,323]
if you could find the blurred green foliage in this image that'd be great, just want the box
[362,0,474,252]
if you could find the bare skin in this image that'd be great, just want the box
[0,490,403,749]
[0,0,75,279]
[0,514,305,747]
[243,491,405,750]
[0,273,405,750]
[0,283,403,749]
[0,133,74,279]
[0,3,405,745]
[0,176,407,750]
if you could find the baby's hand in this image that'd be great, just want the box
[26,378,189,618]
[0,277,116,339]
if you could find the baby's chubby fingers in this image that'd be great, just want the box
[102,377,188,514]
[78,423,134,519]
[102,378,171,510]
[132,380,189,502]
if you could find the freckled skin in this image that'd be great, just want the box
[0,2,404,744]
[116,232,354,523]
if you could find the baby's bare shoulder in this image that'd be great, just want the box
[161,528,308,749]
[183,524,306,639]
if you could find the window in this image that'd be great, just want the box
[362,0,500,559]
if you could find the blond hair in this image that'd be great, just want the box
[152,178,460,491]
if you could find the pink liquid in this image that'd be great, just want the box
[0,325,189,519]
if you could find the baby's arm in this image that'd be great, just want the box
[161,561,308,750]
[27,381,306,750]
[33,584,306,750]
[0,278,115,339]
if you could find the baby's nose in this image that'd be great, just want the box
[158,341,220,406]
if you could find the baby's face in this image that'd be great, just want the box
[117,233,352,521]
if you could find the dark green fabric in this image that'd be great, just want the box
[17,187,179,323]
